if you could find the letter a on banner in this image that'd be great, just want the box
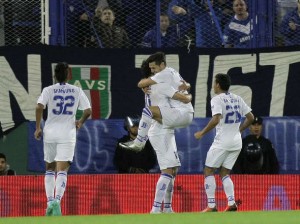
[263,186,291,210]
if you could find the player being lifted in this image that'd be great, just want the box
[120,51,194,151]
[121,52,194,213]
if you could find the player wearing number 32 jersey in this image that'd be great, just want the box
[194,73,254,212]
[34,62,91,216]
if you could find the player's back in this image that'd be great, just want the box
[212,92,251,151]
[151,67,194,112]
[152,67,183,90]
[39,83,85,143]
[148,83,171,108]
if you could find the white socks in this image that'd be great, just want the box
[55,171,68,201]
[134,107,152,144]
[45,170,55,203]
[45,170,68,203]
[222,175,235,206]
[163,177,175,212]
[151,173,173,212]
[204,175,216,208]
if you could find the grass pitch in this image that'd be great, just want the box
[1,211,299,224]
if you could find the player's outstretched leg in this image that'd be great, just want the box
[119,107,152,151]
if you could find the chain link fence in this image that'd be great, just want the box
[0,0,299,48]
[65,0,237,49]
[274,0,300,47]
[0,0,42,46]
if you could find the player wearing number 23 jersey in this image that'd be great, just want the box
[210,92,251,151]
[194,73,254,212]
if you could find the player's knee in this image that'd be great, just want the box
[142,107,153,118]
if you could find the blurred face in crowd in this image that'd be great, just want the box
[233,0,247,17]
[249,123,263,137]
[0,158,7,172]
[160,15,170,32]
[101,9,115,26]
[129,125,138,138]
[95,6,102,18]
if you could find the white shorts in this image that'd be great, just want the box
[205,147,241,170]
[44,142,76,163]
[149,133,181,170]
[159,107,193,129]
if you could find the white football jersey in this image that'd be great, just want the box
[151,67,194,113]
[37,83,91,143]
[147,83,177,136]
[211,92,251,151]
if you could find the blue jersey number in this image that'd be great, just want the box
[52,95,75,115]
[224,105,241,124]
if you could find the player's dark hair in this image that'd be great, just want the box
[147,52,166,66]
[0,153,7,161]
[141,59,152,78]
[215,73,231,91]
[54,62,69,83]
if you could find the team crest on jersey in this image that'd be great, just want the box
[68,65,111,119]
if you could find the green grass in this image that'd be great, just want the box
[1,211,299,224]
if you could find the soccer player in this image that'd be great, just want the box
[34,62,91,216]
[123,55,194,213]
[194,73,254,212]
[120,52,194,151]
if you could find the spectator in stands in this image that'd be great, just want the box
[223,0,253,48]
[216,0,234,28]
[114,116,157,173]
[92,7,130,48]
[141,13,181,48]
[78,6,103,47]
[168,0,223,48]
[96,0,125,26]
[0,153,16,175]
[0,2,4,46]
[122,0,156,48]
[232,117,280,174]
[280,0,300,46]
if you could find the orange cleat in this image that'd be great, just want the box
[224,204,238,212]
[202,206,218,212]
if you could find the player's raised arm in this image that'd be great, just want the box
[137,78,157,88]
